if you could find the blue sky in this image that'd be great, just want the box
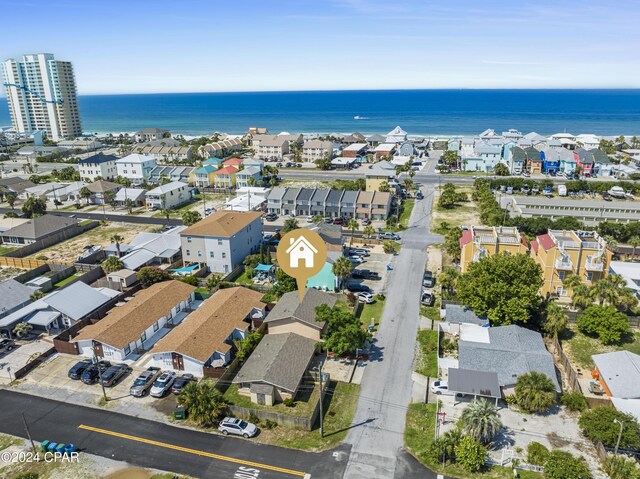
[1,0,639,94]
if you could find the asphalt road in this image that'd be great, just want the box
[0,389,349,479]
[343,185,443,479]
[0,207,183,226]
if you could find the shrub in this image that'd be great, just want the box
[454,436,486,472]
[514,371,557,414]
[283,398,295,407]
[375,293,385,301]
[543,450,591,479]
[576,305,631,345]
[15,473,39,479]
[179,275,199,286]
[263,419,278,430]
[578,407,640,448]
[560,391,587,412]
[248,413,260,426]
[526,441,549,466]
[603,453,640,479]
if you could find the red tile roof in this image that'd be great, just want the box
[537,233,556,251]
[212,165,239,175]
[531,240,539,254]
[459,229,473,248]
[520,235,529,248]
[223,157,243,165]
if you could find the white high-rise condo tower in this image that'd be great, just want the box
[2,53,82,140]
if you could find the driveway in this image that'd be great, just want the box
[343,185,443,478]
[0,338,54,385]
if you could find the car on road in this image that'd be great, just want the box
[130,367,162,397]
[423,271,435,288]
[361,218,371,225]
[264,213,278,221]
[67,359,93,380]
[150,371,176,398]
[102,363,130,387]
[349,248,370,257]
[347,255,364,264]
[379,232,400,240]
[218,417,258,438]
[416,191,424,200]
[172,374,196,395]
[421,291,435,306]
[0,338,16,355]
[81,361,111,385]
[356,292,374,304]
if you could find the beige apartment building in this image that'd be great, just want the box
[302,139,334,161]
[459,226,529,272]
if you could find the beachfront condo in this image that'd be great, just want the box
[2,53,82,140]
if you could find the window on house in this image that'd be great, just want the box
[187,237,192,243]
[186,250,190,256]
[141,331,147,342]
[587,272,594,281]
[198,250,202,257]
[209,251,214,258]
[222,252,226,258]
[218,239,222,245]
[124,345,131,356]
[558,271,566,281]
[153,322,159,332]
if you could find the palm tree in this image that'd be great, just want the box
[348,218,359,247]
[282,217,299,233]
[80,186,92,205]
[177,380,227,427]
[562,273,583,291]
[247,177,256,187]
[5,193,16,209]
[110,234,124,257]
[206,274,221,292]
[332,256,353,289]
[161,208,172,223]
[514,371,556,413]
[589,278,616,306]
[459,399,502,445]
[543,302,568,340]
[124,198,135,214]
[363,225,375,239]
[628,236,640,260]
[13,322,33,338]
[603,235,618,253]
[102,256,124,273]
[571,283,592,310]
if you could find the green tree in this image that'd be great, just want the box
[438,183,461,209]
[160,208,172,223]
[544,450,591,479]
[102,256,124,273]
[578,407,640,448]
[13,321,33,338]
[182,210,202,226]
[5,192,16,209]
[382,240,395,254]
[205,274,221,292]
[443,226,462,261]
[428,428,462,465]
[110,234,124,257]
[234,331,263,362]
[21,197,47,218]
[493,163,510,176]
[124,198,136,214]
[514,371,557,413]
[439,268,460,299]
[441,150,460,167]
[542,302,568,339]
[137,266,173,288]
[459,398,502,445]
[453,435,486,473]
[603,453,640,479]
[347,218,359,247]
[332,256,353,289]
[317,304,368,356]
[628,236,640,259]
[576,305,631,345]
[80,186,92,205]
[363,225,375,239]
[456,252,543,325]
[30,290,45,301]
[177,379,228,427]
[378,181,390,193]
[311,214,324,223]
[315,154,333,170]
[526,441,549,466]
[179,275,199,286]
[282,217,299,233]
[272,268,297,297]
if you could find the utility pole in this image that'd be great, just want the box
[21,412,37,454]
[93,350,108,403]
[318,361,325,438]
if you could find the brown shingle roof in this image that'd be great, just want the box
[181,210,262,237]
[87,180,121,193]
[151,287,265,362]
[73,280,196,350]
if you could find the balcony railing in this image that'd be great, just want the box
[585,258,604,271]
[555,258,574,270]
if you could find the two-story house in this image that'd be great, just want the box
[180,210,263,274]
[212,165,239,188]
[310,189,330,217]
[145,181,191,210]
[235,166,262,188]
[266,187,286,215]
[191,165,218,187]
[574,148,595,176]
[294,188,315,216]
[281,188,300,216]
[115,154,157,185]
[78,154,118,181]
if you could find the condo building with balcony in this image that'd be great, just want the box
[530,230,611,297]
[459,226,529,273]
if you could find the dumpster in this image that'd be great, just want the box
[63,443,75,454]
[173,406,186,420]
[47,442,58,452]
[41,440,50,452]
[55,443,66,453]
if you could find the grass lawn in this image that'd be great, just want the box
[562,324,640,369]
[415,329,438,378]
[431,186,480,233]
[358,298,385,329]
[53,273,81,288]
[0,245,16,255]
[0,434,21,450]
[256,381,361,451]
[234,269,253,285]
[224,383,320,418]
[420,305,440,322]
[399,198,415,228]
[405,403,542,479]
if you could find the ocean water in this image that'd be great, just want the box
[1,89,639,136]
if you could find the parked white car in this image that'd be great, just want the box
[356,292,374,304]
[430,380,452,395]
[348,255,364,264]
[150,371,176,398]
[218,417,258,438]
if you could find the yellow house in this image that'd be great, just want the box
[212,165,238,188]
[530,229,611,297]
[365,160,396,192]
[459,226,529,272]
[189,164,218,188]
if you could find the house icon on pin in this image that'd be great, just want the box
[285,235,318,268]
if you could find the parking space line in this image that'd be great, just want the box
[78,424,307,477]
[41,357,74,381]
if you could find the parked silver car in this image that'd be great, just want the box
[218,417,258,438]
[130,367,161,397]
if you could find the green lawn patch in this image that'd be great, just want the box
[420,305,440,322]
[358,298,385,329]
[260,381,360,451]
[78,219,94,226]
[234,269,253,285]
[0,434,21,451]
[399,198,415,228]
[224,383,320,418]
[0,245,16,255]
[415,329,438,378]
[405,403,541,479]
[562,325,640,370]
[53,274,81,288]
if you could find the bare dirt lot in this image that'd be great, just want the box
[28,222,157,263]
[431,186,481,233]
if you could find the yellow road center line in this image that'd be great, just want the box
[78,424,307,477]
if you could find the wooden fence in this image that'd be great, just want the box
[13,347,57,380]
[550,336,582,393]
[2,221,100,259]
[0,256,63,269]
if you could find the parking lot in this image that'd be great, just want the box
[345,245,392,295]
[13,353,179,422]
[0,338,54,385]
